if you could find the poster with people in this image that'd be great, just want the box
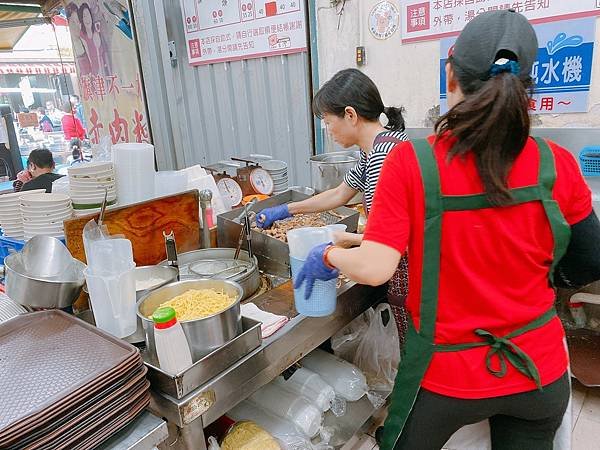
[65,0,150,145]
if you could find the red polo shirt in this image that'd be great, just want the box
[364,135,591,398]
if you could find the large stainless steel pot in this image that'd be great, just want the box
[310,150,362,204]
[3,253,86,309]
[159,248,260,300]
[137,279,243,362]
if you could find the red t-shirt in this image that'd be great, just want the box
[61,114,86,140]
[364,135,591,399]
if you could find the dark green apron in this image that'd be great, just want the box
[380,137,572,450]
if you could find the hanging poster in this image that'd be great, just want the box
[65,0,150,145]
[401,0,600,43]
[440,17,596,115]
[180,0,308,66]
[369,1,400,40]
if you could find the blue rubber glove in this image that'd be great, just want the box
[294,243,339,300]
[256,204,291,229]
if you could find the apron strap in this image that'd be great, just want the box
[435,308,557,390]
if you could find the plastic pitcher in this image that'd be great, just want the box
[324,224,347,242]
[287,227,337,317]
[84,262,137,338]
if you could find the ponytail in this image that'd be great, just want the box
[435,67,531,206]
[383,106,406,132]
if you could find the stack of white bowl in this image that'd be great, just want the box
[21,193,73,240]
[0,190,46,240]
[262,160,288,195]
[68,162,117,217]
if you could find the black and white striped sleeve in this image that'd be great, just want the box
[344,152,367,192]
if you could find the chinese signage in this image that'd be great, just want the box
[180,0,307,66]
[440,17,596,114]
[369,1,400,40]
[66,0,150,145]
[401,0,600,43]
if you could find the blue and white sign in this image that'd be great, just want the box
[440,17,596,115]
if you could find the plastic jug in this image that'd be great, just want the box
[324,224,347,242]
[275,367,336,412]
[301,349,368,402]
[84,263,137,338]
[249,382,323,438]
[286,227,337,317]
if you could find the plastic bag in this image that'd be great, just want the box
[301,349,368,402]
[353,303,400,392]
[92,135,112,162]
[221,421,281,449]
[331,308,374,362]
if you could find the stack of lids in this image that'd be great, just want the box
[262,160,289,195]
[20,193,73,240]
[68,162,117,217]
[0,310,149,449]
[0,190,45,239]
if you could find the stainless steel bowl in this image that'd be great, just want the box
[4,253,86,309]
[137,279,243,361]
[134,265,179,300]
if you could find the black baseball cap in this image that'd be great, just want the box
[451,9,538,82]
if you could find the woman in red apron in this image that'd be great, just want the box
[295,10,600,450]
[257,68,410,341]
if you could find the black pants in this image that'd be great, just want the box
[387,372,570,450]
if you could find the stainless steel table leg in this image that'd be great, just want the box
[159,420,207,450]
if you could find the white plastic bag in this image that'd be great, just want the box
[331,308,374,362]
[301,349,368,402]
[353,303,400,392]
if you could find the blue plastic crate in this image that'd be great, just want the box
[579,147,600,176]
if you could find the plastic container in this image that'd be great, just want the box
[155,170,189,198]
[301,349,368,402]
[287,227,337,317]
[579,147,600,176]
[153,306,193,374]
[84,262,137,338]
[275,367,336,412]
[112,143,156,206]
[249,382,322,438]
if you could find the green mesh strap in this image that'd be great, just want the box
[411,139,443,338]
[533,137,571,286]
[442,185,542,210]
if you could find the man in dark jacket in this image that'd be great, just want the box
[20,149,64,193]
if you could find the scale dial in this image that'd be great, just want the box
[249,168,274,195]
[217,177,243,208]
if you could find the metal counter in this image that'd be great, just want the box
[150,280,386,450]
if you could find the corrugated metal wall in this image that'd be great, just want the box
[131,0,314,186]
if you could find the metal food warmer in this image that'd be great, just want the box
[217,191,360,278]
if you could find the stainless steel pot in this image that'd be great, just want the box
[159,248,260,300]
[310,150,362,204]
[3,253,86,309]
[134,265,179,301]
[137,279,243,361]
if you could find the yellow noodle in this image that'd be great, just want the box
[157,288,235,321]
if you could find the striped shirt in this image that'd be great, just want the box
[343,130,409,212]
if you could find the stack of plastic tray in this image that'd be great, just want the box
[0,310,150,449]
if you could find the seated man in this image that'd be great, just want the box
[21,148,64,193]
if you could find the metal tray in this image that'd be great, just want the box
[217,190,359,277]
[142,317,262,399]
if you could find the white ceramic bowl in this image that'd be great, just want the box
[67,161,113,175]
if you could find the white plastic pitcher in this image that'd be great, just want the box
[287,227,337,317]
[84,263,137,338]
[324,224,347,242]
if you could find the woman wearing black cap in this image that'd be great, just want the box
[294,10,600,450]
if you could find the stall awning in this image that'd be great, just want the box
[0,63,76,75]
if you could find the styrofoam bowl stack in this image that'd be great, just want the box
[0,190,46,239]
[20,193,73,240]
[261,160,289,195]
[68,162,118,212]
